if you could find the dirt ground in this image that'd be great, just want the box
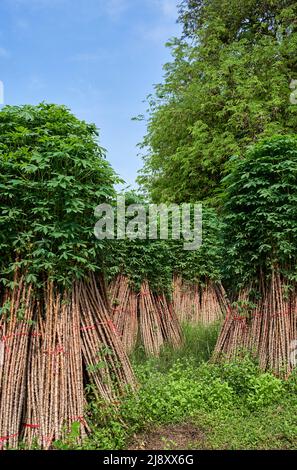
[128,423,206,450]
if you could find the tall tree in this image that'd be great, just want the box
[138,0,297,204]
[178,0,297,41]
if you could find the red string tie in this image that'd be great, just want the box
[71,416,87,426]
[271,311,290,318]
[139,291,150,297]
[80,325,96,332]
[2,332,27,342]
[0,432,19,442]
[43,346,65,355]
[31,332,42,338]
[112,306,121,312]
[108,320,121,336]
[233,316,247,322]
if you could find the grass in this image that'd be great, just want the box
[131,321,221,371]
[190,403,297,449]
[53,322,297,450]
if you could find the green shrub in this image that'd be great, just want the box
[51,328,296,450]
[117,362,231,424]
[203,379,234,410]
[286,368,297,395]
[218,356,261,395]
[246,373,284,410]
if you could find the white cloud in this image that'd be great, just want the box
[152,0,177,20]
[0,47,10,58]
[105,0,130,20]
[140,24,177,43]
[159,0,177,19]
[70,52,103,63]
[14,18,30,31]
[12,0,66,6]
[28,76,46,90]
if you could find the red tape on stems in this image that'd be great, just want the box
[107,320,122,337]
[112,306,121,312]
[42,434,54,447]
[138,291,150,297]
[0,433,19,443]
[80,321,110,332]
[0,430,55,449]
[80,320,122,337]
[71,416,87,426]
[43,346,66,355]
[2,331,41,342]
[80,325,96,332]
[31,332,42,338]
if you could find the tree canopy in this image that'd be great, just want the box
[138,0,297,205]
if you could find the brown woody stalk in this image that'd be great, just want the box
[0,272,136,449]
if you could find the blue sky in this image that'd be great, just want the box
[0,0,181,187]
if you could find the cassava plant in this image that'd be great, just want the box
[0,104,136,449]
[222,135,297,287]
[0,103,118,287]
[171,207,229,325]
[105,199,227,351]
[214,135,297,375]
[104,192,183,356]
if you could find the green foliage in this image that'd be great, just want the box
[104,200,224,292]
[178,0,297,41]
[0,103,119,287]
[138,0,297,204]
[132,321,221,370]
[191,400,297,449]
[130,360,234,422]
[222,135,297,285]
[286,368,297,395]
[67,355,295,450]
[37,325,297,450]
[246,373,284,410]
[105,238,174,294]
[103,191,174,293]
[211,356,261,395]
[81,359,234,450]
[170,207,224,282]
[53,422,81,450]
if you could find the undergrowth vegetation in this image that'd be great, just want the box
[55,323,297,450]
[131,322,221,370]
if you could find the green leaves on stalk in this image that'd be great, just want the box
[222,135,297,285]
[0,103,120,287]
